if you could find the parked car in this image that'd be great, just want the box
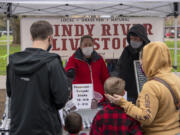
[166,31,180,38]
[1,31,13,36]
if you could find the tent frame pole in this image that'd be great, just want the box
[174,16,178,72]
[6,3,12,65]
[174,2,178,73]
[7,19,10,64]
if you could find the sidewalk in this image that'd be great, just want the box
[176,72,180,77]
[0,76,6,89]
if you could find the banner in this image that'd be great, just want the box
[21,17,164,59]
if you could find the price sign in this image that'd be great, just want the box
[72,84,93,109]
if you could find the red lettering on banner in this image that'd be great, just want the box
[51,22,154,58]
[62,25,72,36]
[101,38,110,50]
[113,24,119,36]
[69,38,80,50]
[61,38,67,50]
[54,25,60,37]
[143,24,153,35]
[86,24,95,36]
[52,38,60,50]
[112,38,120,49]
[120,24,131,35]
[94,38,100,50]
[123,38,127,48]
[75,25,84,36]
[101,24,111,36]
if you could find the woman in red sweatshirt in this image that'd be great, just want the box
[65,35,109,103]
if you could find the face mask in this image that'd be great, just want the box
[81,47,93,57]
[130,40,143,49]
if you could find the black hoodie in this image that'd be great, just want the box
[6,48,69,135]
[111,24,150,101]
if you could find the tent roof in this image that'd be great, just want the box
[0,0,180,17]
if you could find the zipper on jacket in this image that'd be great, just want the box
[75,57,94,91]
[88,64,93,85]
[88,64,95,97]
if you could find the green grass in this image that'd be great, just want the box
[0,44,67,75]
[169,49,180,71]
[165,40,180,48]
[0,45,20,75]
[0,40,180,75]
[164,40,180,71]
[0,35,13,46]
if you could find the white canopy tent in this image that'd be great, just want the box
[0,0,180,17]
[0,0,180,134]
[0,0,179,65]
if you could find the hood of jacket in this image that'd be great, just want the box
[142,41,172,79]
[127,24,150,53]
[9,48,60,75]
[142,41,180,114]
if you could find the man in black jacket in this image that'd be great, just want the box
[6,20,69,135]
[111,24,150,104]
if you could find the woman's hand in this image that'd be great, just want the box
[105,94,123,105]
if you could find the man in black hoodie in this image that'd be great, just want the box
[6,20,69,135]
[111,24,150,104]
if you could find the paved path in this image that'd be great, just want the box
[176,72,180,77]
[0,76,6,89]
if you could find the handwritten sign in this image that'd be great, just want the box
[72,84,93,109]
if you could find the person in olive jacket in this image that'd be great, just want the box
[106,42,180,135]
[111,24,150,104]
[6,20,69,135]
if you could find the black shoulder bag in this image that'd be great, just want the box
[153,77,180,110]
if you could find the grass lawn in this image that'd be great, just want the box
[0,44,66,75]
[0,35,13,46]
[0,45,20,75]
[0,40,180,75]
[165,40,180,48]
[164,40,180,71]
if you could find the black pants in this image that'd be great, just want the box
[127,97,136,104]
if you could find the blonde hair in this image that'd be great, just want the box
[104,77,125,96]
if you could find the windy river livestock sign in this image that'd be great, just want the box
[21,17,164,59]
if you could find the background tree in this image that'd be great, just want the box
[10,17,20,45]
[0,16,6,32]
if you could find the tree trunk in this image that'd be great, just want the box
[10,17,20,45]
